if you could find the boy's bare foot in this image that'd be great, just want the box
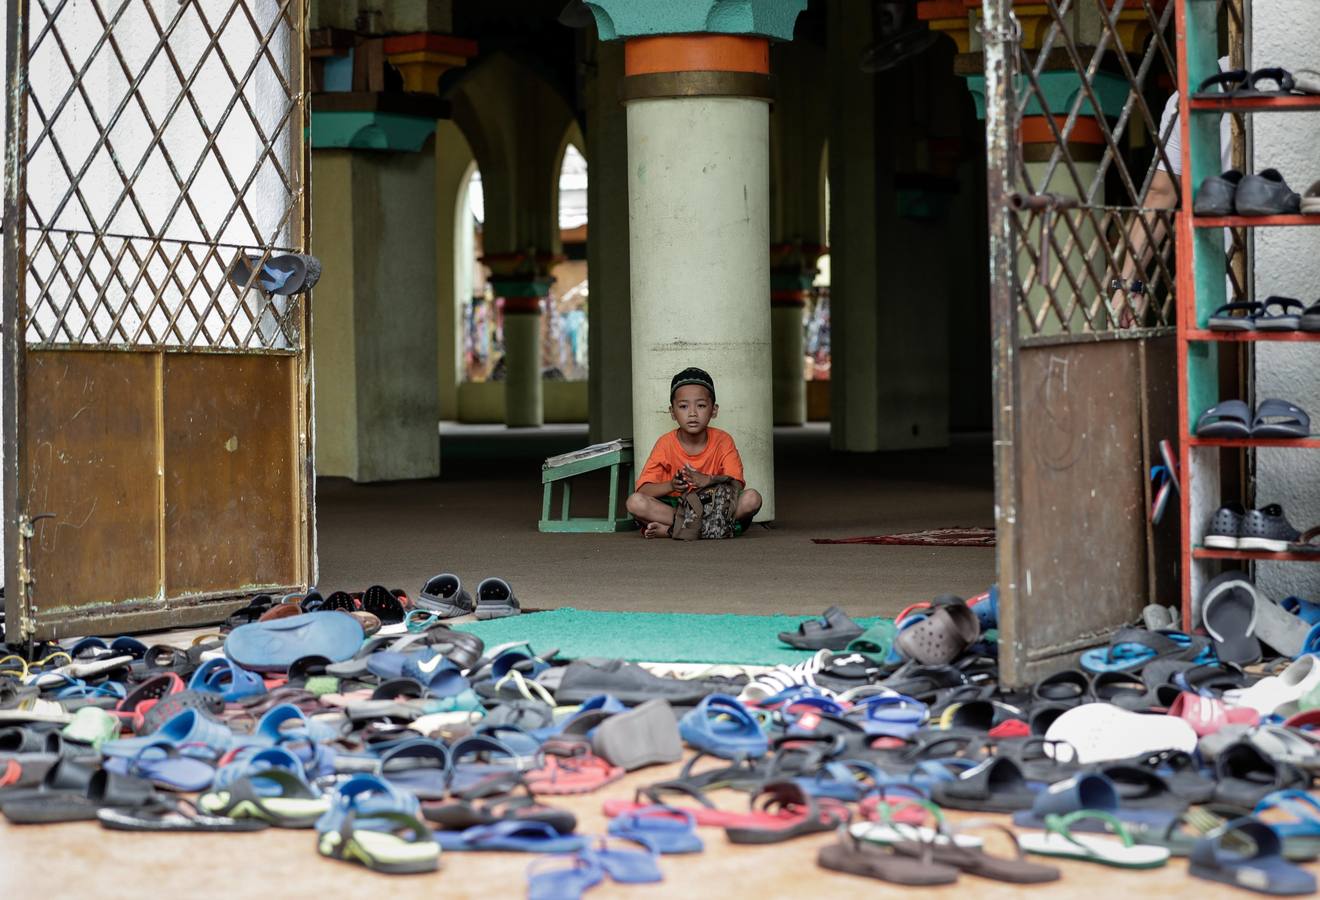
[642,522,671,539]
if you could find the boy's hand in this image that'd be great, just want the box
[682,464,712,489]
[671,470,689,492]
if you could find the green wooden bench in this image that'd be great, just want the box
[539,439,637,533]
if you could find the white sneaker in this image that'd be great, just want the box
[1225,655,1320,717]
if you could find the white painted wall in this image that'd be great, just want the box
[1252,0,1320,601]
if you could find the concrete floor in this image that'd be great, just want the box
[316,424,996,618]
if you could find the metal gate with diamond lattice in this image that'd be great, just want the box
[981,0,1246,685]
[3,0,313,640]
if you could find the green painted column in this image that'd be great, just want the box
[586,0,808,522]
[485,266,556,428]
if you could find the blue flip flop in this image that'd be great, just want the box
[449,734,534,794]
[102,741,217,791]
[101,708,236,759]
[847,693,928,737]
[678,694,767,760]
[527,853,605,900]
[436,819,588,853]
[188,659,266,702]
[1255,791,1320,850]
[583,836,663,883]
[1012,772,1176,832]
[315,774,437,874]
[212,746,305,792]
[225,612,364,672]
[794,759,887,801]
[607,805,704,854]
[1190,817,1317,895]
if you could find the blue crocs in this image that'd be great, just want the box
[678,694,768,760]
[188,658,266,702]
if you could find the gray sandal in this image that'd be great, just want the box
[475,577,521,620]
[1196,400,1252,437]
[1252,399,1311,438]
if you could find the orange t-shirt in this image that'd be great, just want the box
[636,427,745,494]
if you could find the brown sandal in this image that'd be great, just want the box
[818,829,959,885]
[893,820,1061,883]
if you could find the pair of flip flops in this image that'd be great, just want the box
[1197,399,1311,439]
[1208,298,1320,332]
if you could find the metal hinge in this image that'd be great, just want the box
[14,512,53,640]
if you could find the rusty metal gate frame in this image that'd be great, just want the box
[982,0,1246,686]
[3,0,314,640]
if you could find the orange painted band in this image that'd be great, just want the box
[500,296,543,314]
[625,35,770,76]
[1021,116,1105,145]
[771,290,809,307]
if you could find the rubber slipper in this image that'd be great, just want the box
[894,601,980,665]
[818,830,959,885]
[1254,790,1320,860]
[474,577,521,620]
[416,573,474,618]
[1236,169,1302,217]
[592,698,682,771]
[1215,742,1310,808]
[317,777,438,874]
[531,695,627,741]
[1168,692,1259,737]
[228,252,321,296]
[187,658,266,702]
[400,651,470,698]
[929,757,1037,813]
[525,747,623,796]
[1192,69,1250,98]
[1197,399,1253,437]
[845,621,898,664]
[437,819,587,853]
[608,805,703,854]
[359,585,407,627]
[1019,811,1170,868]
[449,734,535,795]
[779,606,865,651]
[1252,398,1311,438]
[1011,772,1174,831]
[375,738,452,800]
[678,694,767,760]
[724,781,848,844]
[1079,628,1210,674]
[225,612,365,673]
[893,819,1061,883]
[101,708,235,759]
[527,853,605,900]
[98,796,268,832]
[1257,297,1305,332]
[843,693,927,738]
[1032,669,1093,707]
[424,784,577,835]
[1043,703,1197,764]
[102,741,216,792]
[1244,727,1320,773]
[1,768,159,824]
[1190,817,1317,895]
[1208,301,1264,332]
[581,836,663,884]
[199,767,329,828]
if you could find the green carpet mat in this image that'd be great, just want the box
[454,608,884,665]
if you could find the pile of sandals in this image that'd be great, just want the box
[1,586,1319,897]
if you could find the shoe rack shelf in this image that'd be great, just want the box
[1175,0,1320,627]
[1193,214,1320,228]
[1191,95,1320,113]
[1193,548,1320,563]
[1184,330,1320,343]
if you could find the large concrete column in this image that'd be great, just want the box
[769,243,823,424]
[311,145,440,481]
[484,255,560,428]
[586,2,809,521]
[434,120,475,422]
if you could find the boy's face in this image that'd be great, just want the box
[670,384,717,434]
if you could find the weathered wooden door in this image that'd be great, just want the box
[979,0,1225,684]
[3,0,313,639]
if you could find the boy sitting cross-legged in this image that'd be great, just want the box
[625,367,763,539]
